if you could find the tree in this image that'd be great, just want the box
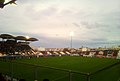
[0,0,5,8]
[0,0,16,8]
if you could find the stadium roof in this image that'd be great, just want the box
[15,36,26,40]
[0,34,15,39]
[0,34,38,42]
[26,37,38,41]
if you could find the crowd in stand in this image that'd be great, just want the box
[0,73,50,81]
[0,40,35,56]
[0,73,25,81]
[0,34,37,57]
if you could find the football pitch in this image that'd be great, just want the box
[0,56,120,81]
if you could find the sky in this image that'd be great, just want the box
[0,0,120,48]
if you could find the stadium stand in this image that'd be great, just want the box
[102,50,108,58]
[96,50,104,58]
[0,34,38,58]
[83,51,96,57]
[106,50,114,58]
[112,50,119,59]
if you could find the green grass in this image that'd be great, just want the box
[0,56,120,81]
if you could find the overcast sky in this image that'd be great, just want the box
[0,0,120,48]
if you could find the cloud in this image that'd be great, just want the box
[0,0,120,48]
[72,23,80,27]
[80,21,104,29]
[91,38,108,42]
[18,0,47,4]
[24,5,59,21]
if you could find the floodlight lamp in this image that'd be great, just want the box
[70,31,74,36]
[25,36,30,39]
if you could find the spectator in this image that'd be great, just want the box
[43,79,49,81]
[19,79,26,81]
[0,73,6,81]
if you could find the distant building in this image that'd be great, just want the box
[38,47,45,51]
[45,48,64,51]
[81,47,90,52]
[116,50,120,59]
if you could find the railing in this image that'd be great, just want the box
[0,58,120,81]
